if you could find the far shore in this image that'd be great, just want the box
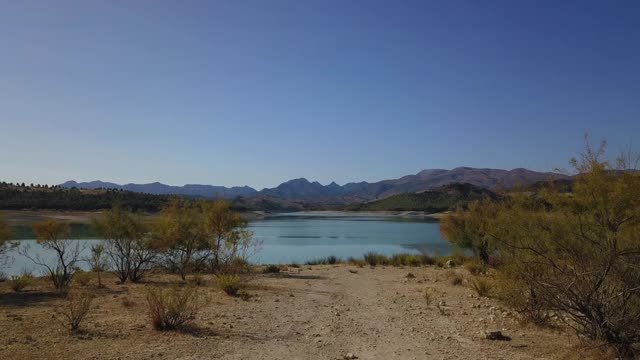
[1,209,447,225]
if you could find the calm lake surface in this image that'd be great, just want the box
[4,213,451,276]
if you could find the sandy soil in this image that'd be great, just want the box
[0,265,599,360]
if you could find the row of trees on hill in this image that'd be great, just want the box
[0,199,259,291]
[440,141,640,358]
[0,185,171,211]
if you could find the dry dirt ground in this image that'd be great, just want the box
[0,265,602,360]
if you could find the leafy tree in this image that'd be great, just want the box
[0,214,14,268]
[440,199,501,263]
[21,220,82,292]
[153,198,208,280]
[202,200,258,273]
[93,204,155,282]
[442,141,640,357]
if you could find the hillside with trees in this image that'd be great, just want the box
[347,183,500,212]
[0,182,170,211]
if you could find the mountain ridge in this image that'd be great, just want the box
[59,167,569,200]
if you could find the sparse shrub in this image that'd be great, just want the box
[216,274,241,296]
[405,272,416,279]
[263,264,281,273]
[225,256,251,274]
[289,263,300,268]
[450,273,463,286]
[238,290,252,301]
[464,260,486,275]
[74,271,92,287]
[191,274,206,286]
[121,296,136,307]
[347,257,366,267]
[471,278,493,297]
[56,290,94,334]
[405,255,422,267]
[391,254,408,266]
[20,220,82,293]
[363,252,389,266]
[9,273,33,292]
[424,288,435,306]
[419,254,436,265]
[305,255,342,265]
[145,286,202,331]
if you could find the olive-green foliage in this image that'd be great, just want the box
[202,200,257,273]
[216,274,241,296]
[440,200,500,263]
[347,183,499,212]
[145,286,202,331]
[391,254,422,267]
[93,204,154,283]
[447,141,640,357]
[153,198,208,280]
[363,252,389,266]
[0,214,13,267]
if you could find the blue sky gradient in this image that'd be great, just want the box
[1,0,639,189]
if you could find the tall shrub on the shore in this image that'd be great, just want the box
[202,200,259,273]
[20,220,82,293]
[93,204,155,282]
[0,214,13,268]
[441,141,640,358]
[153,198,208,280]
[440,199,500,263]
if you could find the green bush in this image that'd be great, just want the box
[363,252,389,266]
[216,274,241,296]
[145,286,202,331]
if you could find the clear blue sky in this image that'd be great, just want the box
[1,1,639,189]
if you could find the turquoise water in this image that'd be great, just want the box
[3,213,451,276]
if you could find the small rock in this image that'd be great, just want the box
[344,353,358,359]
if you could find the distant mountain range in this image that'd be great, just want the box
[59,180,257,199]
[60,167,568,200]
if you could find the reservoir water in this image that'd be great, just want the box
[3,213,451,276]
